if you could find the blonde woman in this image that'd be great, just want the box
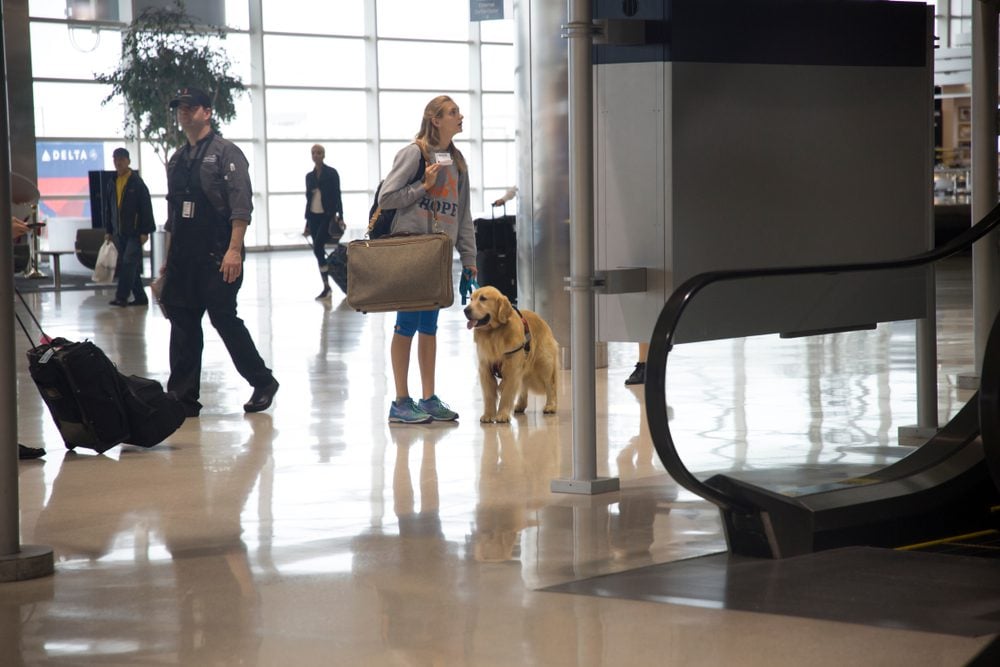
[378,95,478,424]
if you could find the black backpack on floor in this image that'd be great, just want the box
[16,290,185,453]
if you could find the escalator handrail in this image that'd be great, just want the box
[645,201,1000,513]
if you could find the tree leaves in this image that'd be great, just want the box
[95,1,246,166]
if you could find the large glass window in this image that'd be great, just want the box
[263,36,366,88]
[267,141,368,193]
[30,23,122,79]
[379,92,472,140]
[266,89,368,140]
[34,82,125,138]
[261,0,365,36]
[30,0,77,19]
[482,93,515,140]
[482,141,516,201]
[216,94,255,141]
[376,0,469,40]
[378,41,470,91]
[25,4,517,248]
[480,19,515,43]
[481,44,515,91]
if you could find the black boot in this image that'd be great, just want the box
[625,362,646,386]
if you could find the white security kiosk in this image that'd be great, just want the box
[593,0,933,344]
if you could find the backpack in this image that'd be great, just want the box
[367,154,427,239]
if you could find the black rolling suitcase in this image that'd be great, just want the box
[474,205,517,304]
[326,243,349,294]
[15,290,184,453]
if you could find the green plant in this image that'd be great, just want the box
[97,1,246,164]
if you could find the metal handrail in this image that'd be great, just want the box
[644,200,1000,512]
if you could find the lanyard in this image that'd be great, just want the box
[180,136,212,193]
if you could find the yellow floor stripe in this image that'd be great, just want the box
[896,529,998,551]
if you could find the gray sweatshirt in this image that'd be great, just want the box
[378,143,477,268]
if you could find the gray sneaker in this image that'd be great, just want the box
[417,395,459,421]
[389,397,433,424]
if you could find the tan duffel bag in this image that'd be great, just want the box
[346,233,454,313]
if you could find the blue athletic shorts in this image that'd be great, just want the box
[394,309,439,337]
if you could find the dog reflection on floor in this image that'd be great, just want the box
[463,286,559,423]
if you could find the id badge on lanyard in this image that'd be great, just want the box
[180,139,210,220]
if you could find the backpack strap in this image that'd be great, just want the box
[367,145,427,238]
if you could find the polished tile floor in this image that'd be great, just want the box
[2,252,993,665]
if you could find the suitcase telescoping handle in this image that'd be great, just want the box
[13,287,51,350]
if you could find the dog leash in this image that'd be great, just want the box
[459,268,479,305]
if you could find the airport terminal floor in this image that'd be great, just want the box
[3,250,995,665]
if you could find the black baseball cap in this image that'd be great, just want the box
[112,147,130,159]
[169,87,212,109]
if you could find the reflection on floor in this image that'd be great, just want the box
[545,546,1000,637]
[3,252,994,665]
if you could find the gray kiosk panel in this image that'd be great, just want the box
[594,0,933,344]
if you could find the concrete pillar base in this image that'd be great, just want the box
[551,477,620,495]
[0,545,54,583]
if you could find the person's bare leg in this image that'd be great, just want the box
[391,332,413,400]
[417,333,437,399]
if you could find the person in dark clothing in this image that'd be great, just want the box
[159,86,279,418]
[10,217,45,459]
[303,144,344,300]
[104,147,156,307]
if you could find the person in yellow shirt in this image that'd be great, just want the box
[103,147,156,307]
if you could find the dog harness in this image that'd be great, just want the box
[491,308,532,379]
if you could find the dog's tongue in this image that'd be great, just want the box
[467,320,476,330]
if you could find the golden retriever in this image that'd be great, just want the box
[463,286,558,423]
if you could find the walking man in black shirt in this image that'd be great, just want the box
[160,87,279,417]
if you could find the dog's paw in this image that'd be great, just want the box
[480,414,495,423]
[543,405,557,414]
[495,413,512,424]
[514,405,527,414]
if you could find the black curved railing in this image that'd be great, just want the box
[645,201,1000,514]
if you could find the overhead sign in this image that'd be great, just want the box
[471,0,503,21]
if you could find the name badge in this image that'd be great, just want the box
[182,201,196,219]
[434,152,453,166]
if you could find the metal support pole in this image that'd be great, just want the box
[551,0,618,495]
[971,0,1000,380]
[916,306,939,428]
[23,205,44,279]
[901,311,940,443]
[0,12,54,580]
[900,16,940,443]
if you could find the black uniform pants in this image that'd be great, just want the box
[165,264,273,409]
[306,212,333,269]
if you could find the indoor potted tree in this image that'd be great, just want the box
[97,1,246,165]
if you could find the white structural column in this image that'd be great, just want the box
[0,15,53,581]
[550,0,618,496]
[971,1,1000,376]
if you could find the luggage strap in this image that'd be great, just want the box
[13,288,50,350]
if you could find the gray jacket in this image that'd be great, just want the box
[378,143,476,268]
[165,133,253,231]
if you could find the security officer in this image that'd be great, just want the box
[160,86,279,417]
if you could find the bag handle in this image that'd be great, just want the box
[13,287,49,350]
